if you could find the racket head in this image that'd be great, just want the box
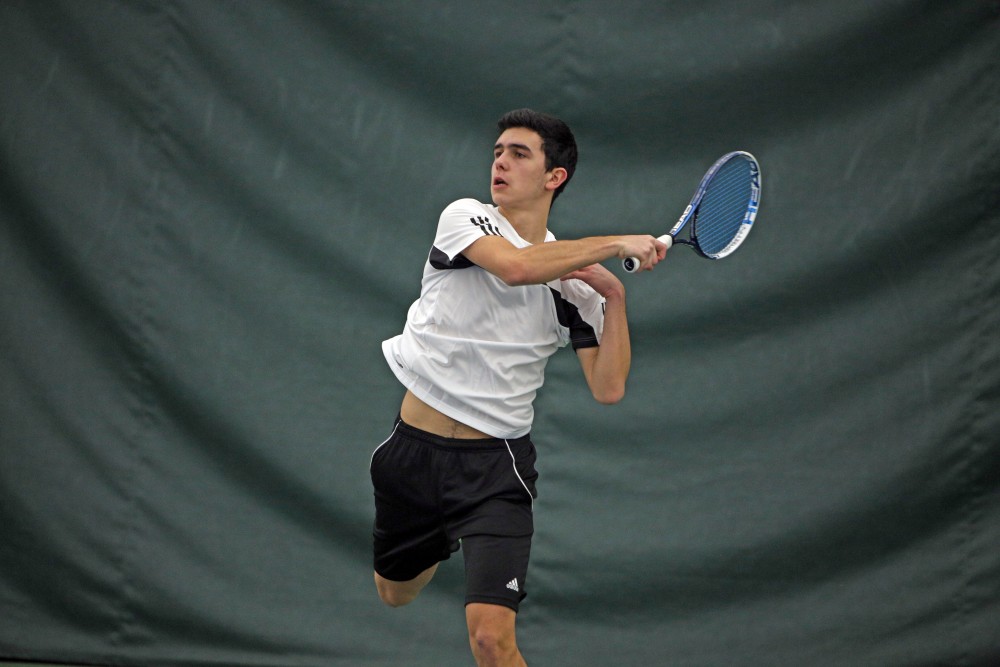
[688,151,761,259]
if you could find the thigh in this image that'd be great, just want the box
[462,533,532,612]
[445,437,538,538]
[371,428,457,580]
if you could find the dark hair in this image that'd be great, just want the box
[497,108,577,202]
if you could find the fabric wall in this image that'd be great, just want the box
[1,1,997,665]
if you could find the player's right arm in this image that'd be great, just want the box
[463,234,666,286]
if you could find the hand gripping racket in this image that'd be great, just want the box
[623,151,761,272]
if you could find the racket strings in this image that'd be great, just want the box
[694,159,754,256]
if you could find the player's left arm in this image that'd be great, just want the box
[565,264,630,405]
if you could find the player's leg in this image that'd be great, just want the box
[466,602,525,667]
[461,533,531,666]
[371,419,452,608]
[374,563,439,608]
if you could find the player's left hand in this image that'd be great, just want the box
[561,263,624,299]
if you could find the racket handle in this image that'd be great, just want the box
[622,235,672,273]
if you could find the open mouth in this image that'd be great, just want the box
[492,177,507,187]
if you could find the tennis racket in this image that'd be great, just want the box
[623,151,761,272]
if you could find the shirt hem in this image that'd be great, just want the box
[382,341,531,440]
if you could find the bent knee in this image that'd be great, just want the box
[375,582,417,608]
[375,571,430,608]
[378,591,415,608]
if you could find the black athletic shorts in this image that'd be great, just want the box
[370,417,538,611]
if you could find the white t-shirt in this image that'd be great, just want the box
[382,199,606,438]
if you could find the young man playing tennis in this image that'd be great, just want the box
[371,109,668,666]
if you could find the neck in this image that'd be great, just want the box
[497,203,550,245]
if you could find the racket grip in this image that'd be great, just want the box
[622,235,672,273]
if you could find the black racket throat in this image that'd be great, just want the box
[685,212,713,258]
[673,236,716,260]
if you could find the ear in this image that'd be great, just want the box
[544,167,568,192]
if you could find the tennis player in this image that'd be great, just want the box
[371,108,668,666]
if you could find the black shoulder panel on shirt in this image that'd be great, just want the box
[548,287,599,349]
[429,246,475,270]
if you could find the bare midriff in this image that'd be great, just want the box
[399,390,492,439]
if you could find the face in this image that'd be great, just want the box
[491,127,562,210]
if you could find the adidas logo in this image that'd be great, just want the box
[506,578,519,592]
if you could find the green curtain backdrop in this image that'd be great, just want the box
[1,1,997,665]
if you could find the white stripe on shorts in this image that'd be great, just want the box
[504,439,533,509]
[370,422,400,470]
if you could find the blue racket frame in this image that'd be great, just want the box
[622,151,761,271]
[679,150,760,260]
